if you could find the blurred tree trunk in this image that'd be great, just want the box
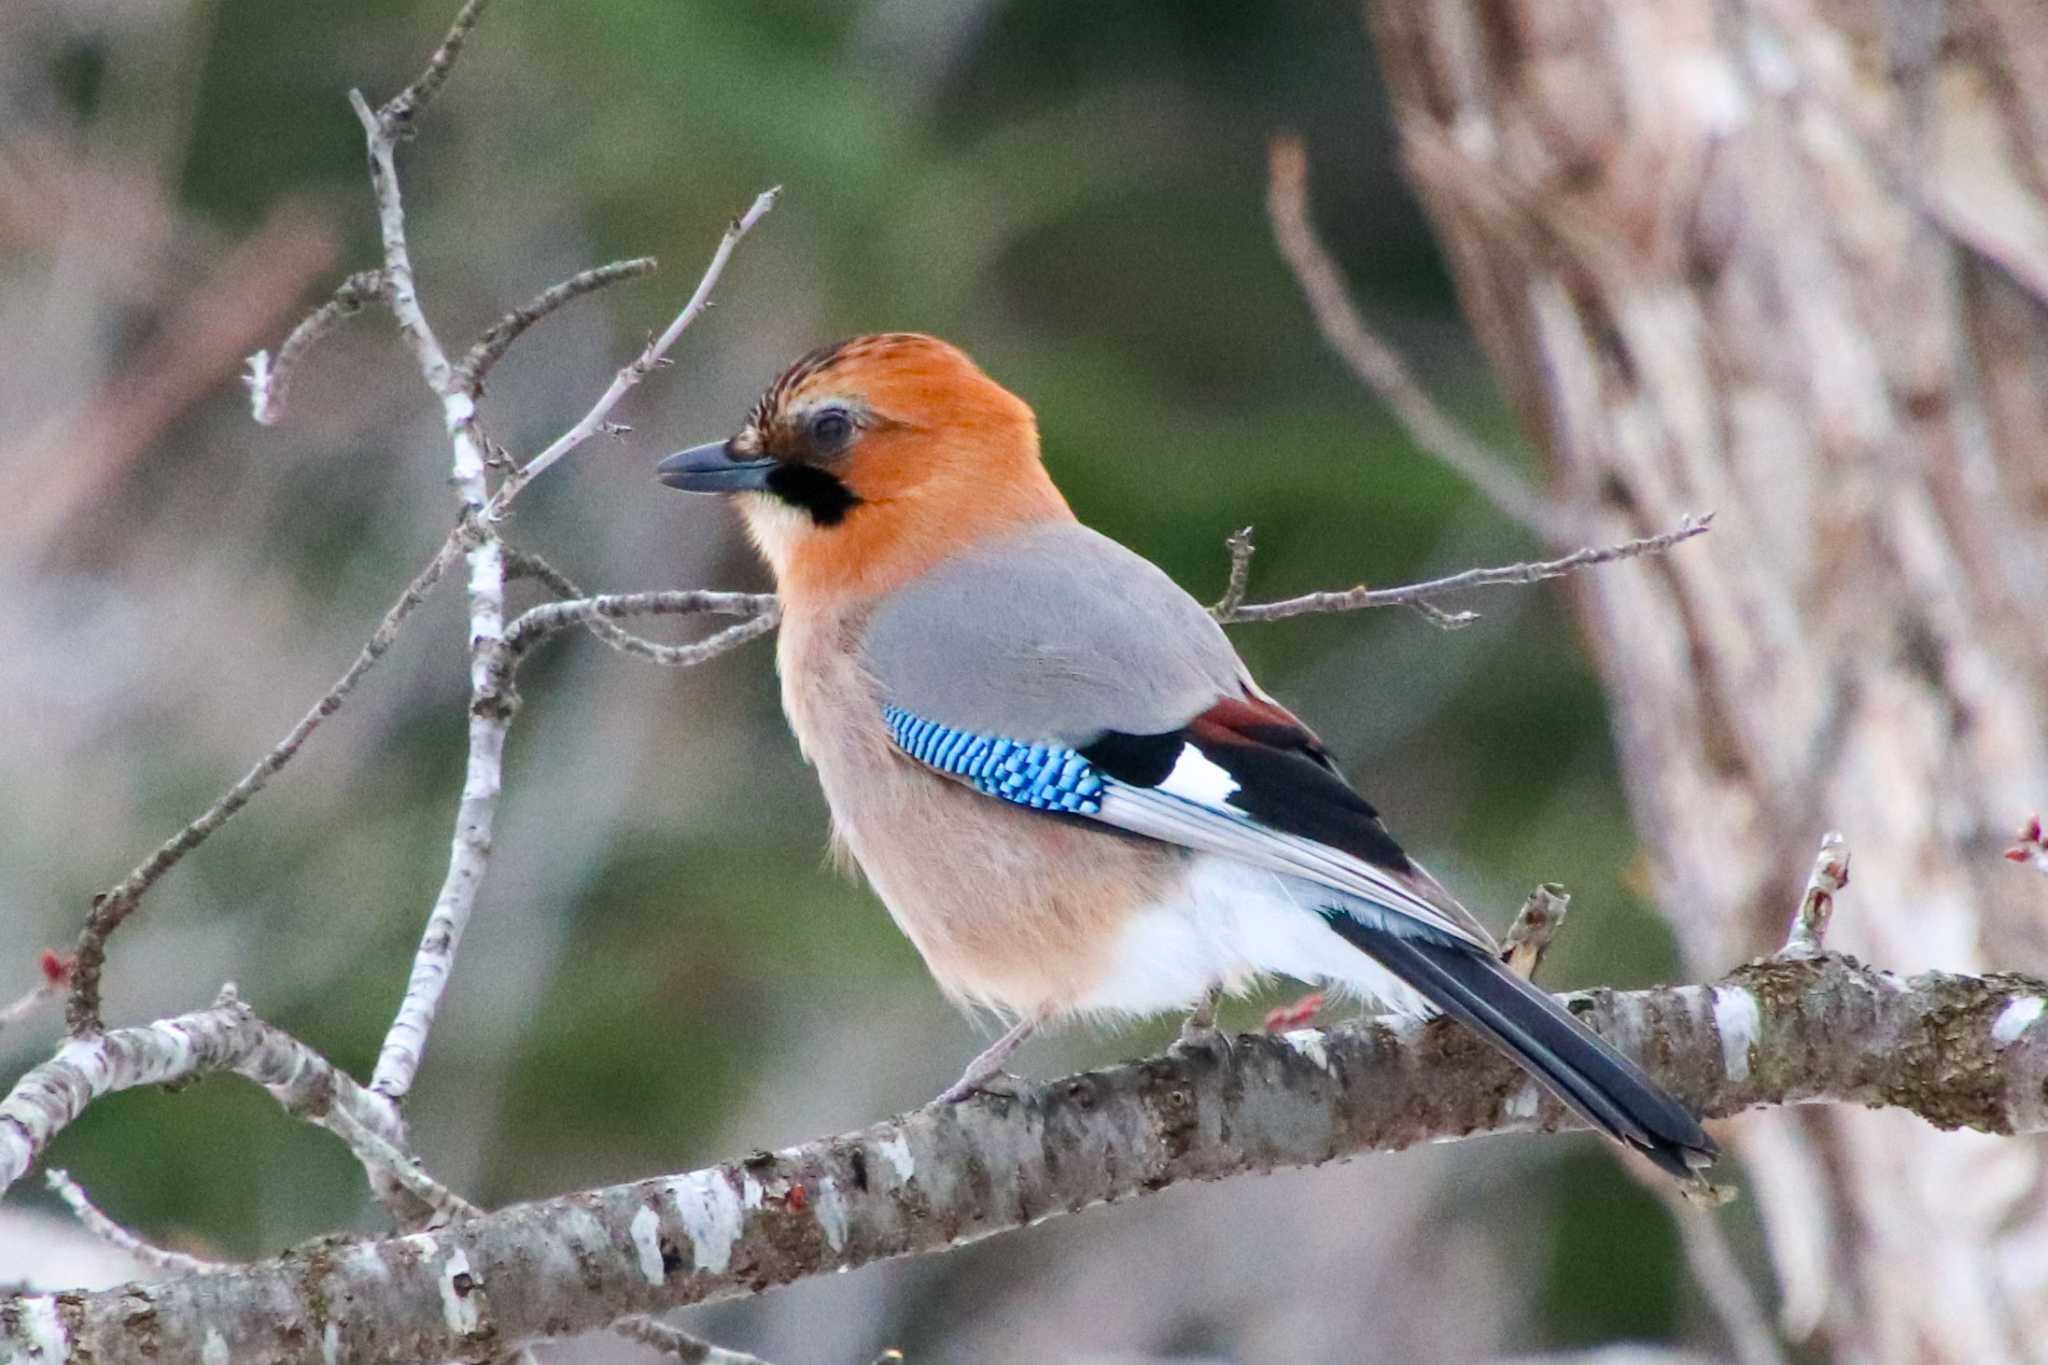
[1365,2,2048,1360]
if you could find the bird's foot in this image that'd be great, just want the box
[933,1068,1026,1105]
[933,1013,1040,1105]
[1170,985,1230,1060]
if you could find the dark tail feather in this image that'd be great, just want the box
[1323,909,1717,1179]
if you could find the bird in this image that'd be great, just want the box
[657,332,1715,1179]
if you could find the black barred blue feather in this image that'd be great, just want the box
[883,706,1105,813]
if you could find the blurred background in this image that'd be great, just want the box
[0,1,1766,1360]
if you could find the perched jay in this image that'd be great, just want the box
[659,333,1715,1178]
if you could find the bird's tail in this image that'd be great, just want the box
[1321,907,1717,1179]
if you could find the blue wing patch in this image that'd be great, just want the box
[883,705,1105,814]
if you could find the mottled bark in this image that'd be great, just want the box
[6,955,2044,1365]
[1364,1,2048,1358]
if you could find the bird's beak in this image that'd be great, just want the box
[656,441,778,494]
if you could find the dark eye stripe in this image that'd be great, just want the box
[763,463,860,526]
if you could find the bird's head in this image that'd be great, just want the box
[658,334,1070,600]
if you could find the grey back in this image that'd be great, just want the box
[861,521,1246,745]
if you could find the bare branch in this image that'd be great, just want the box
[6,989,420,1202]
[1781,832,1849,959]
[612,1316,778,1365]
[1500,884,1570,981]
[1266,134,1572,541]
[245,270,385,425]
[1217,514,1712,625]
[376,0,494,137]
[1209,525,1256,617]
[505,590,781,666]
[17,953,2048,1364]
[346,20,514,1105]
[65,526,470,1034]
[45,1170,225,1278]
[322,1101,479,1226]
[501,550,780,671]
[457,257,660,394]
[0,953,69,1043]
[486,187,780,513]
[349,89,461,402]
[1651,1178,1790,1365]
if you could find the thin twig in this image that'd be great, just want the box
[1649,1178,1791,1365]
[612,1315,779,1365]
[1210,525,1256,617]
[0,953,70,1042]
[66,525,470,1034]
[45,1170,225,1277]
[1266,134,1571,541]
[457,257,659,394]
[1500,884,1570,981]
[377,0,493,136]
[506,591,781,666]
[1217,514,1712,625]
[485,186,780,514]
[503,549,780,668]
[246,271,385,425]
[320,1103,479,1225]
[1781,832,1849,959]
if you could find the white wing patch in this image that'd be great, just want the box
[1156,744,1241,806]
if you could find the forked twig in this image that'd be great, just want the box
[486,188,780,513]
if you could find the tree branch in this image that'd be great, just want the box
[44,1170,225,1278]
[346,21,514,1107]
[64,525,471,1034]
[1266,134,1572,541]
[504,591,781,671]
[1215,514,1711,625]
[12,952,2045,1364]
[2,988,464,1220]
[245,270,386,425]
[456,257,659,395]
[485,187,780,514]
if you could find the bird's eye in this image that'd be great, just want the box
[808,408,854,450]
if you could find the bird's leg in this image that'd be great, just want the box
[1172,983,1227,1055]
[935,1013,1039,1104]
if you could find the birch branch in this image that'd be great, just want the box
[11,952,2045,1365]
[44,1171,225,1278]
[343,8,514,1106]
[0,989,461,1214]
